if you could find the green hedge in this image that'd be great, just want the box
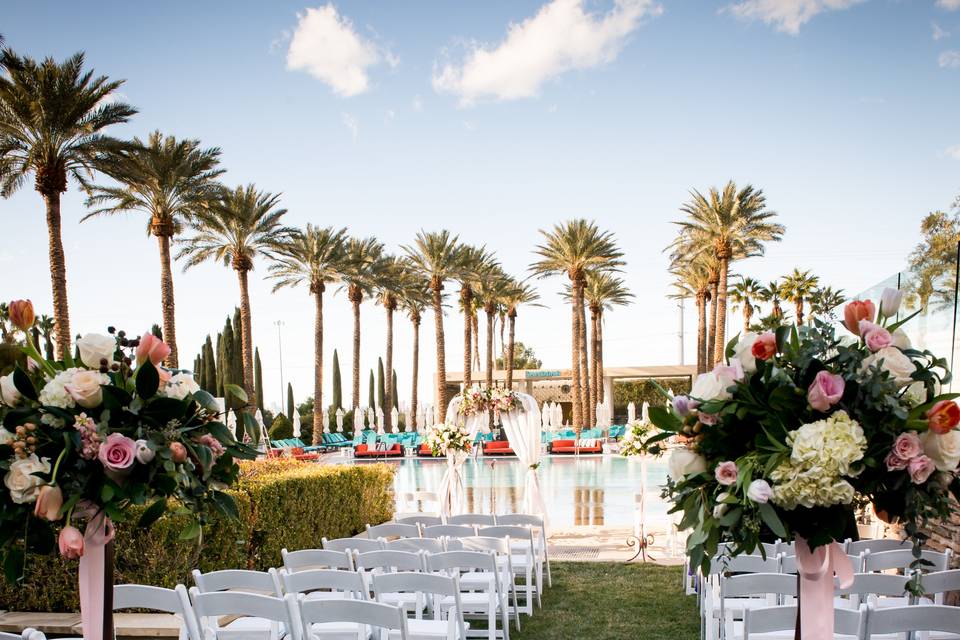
[613,377,691,419]
[1,460,394,612]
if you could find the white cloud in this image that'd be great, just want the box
[725,0,865,35]
[341,112,358,140]
[939,50,960,67]
[937,0,960,10]
[933,22,950,41]
[286,4,394,97]
[432,0,661,105]
[945,145,960,159]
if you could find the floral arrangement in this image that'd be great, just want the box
[455,386,521,420]
[424,422,472,457]
[646,288,959,592]
[0,299,256,580]
[488,387,522,419]
[620,420,656,457]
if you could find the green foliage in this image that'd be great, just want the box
[0,461,394,611]
[377,357,385,409]
[907,210,960,310]
[269,414,292,439]
[495,342,542,370]
[392,370,399,410]
[613,378,691,415]
[332,350,342,410]
[286,382,295,421]
[368,369,375,408]
[254,348,264,412]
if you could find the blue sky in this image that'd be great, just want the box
[3,0,960,413]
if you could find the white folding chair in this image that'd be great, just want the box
[423,525,477,540]
[779,553,864,575]
[398,515,444,528]
[373,572,469,640]
[189,588,300,640]
[368,523,422,540]
[322,536,386,554]
[282,548,354,573]
[192,569,286,639]
[920,569,960,605]
[113,584,202,640]
[864,604,960,639]
[742,604,865,640]
[447,514,497,527]
[477,526,542,612]
[0,631,45,640]
[863,549,952,574]
[355,550,428,614]
[387,538,446,554]
[426,550,513,640]
[846,538,912,556]
[297,598,409,640]
[275,567,367,603]
[457,537,524,620]
[833,573,916,610]
[702,555,782,640]
[716,573,797,640]
[493,514,551,588]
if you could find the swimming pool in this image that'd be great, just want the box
[383,454,671,530]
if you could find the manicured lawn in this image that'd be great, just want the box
[511,562,699,640]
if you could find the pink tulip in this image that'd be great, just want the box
[34,485,64,521]
[169,442,188,463]
[807,370,845,412]
[136,332,171,366]
[58,526,85,559]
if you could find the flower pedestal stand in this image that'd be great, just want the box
[78,538,115,640]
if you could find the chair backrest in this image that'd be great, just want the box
[366,522,421,539]
[863,548,951,573]
[495,514,544,529]
[720,573,798,599]
[0,631,46,640]
[192,569,280,595]
[279,568,367,599]
[372,572,466,639]
[321,536,385,553]
[709,554,780,575]
[865,604,960,635]
[456,536,512,556]
[835,572,909,598]
[189,589,299,640]
[448,513,497,526]
[354,549,424,573]
[425,550,499,575]
[919,569,960,605]
[477,525,535,552]
[422,524,477,539]
[281,548,353,573]
[846,537,912,556]
[396,515,443,527]
[298,598,408,640]
[743,604,865,640]
[385,537,445,554]
[114,583,202,640]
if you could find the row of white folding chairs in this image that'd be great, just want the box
[743,603,960,640]
[0,630,46,640]
[707,570,960,640]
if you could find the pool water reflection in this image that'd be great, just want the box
[386,454,670,530]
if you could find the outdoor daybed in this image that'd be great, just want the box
[549,438,603,454]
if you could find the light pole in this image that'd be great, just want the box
[677,297,685,365]
[275,320,285,412]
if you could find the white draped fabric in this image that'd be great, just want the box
[641,401,650,423]
[500,392,548,527]
[552,403,562,428]
[292,411,302,438]
[353,409,364,432]
[627,402,636,423]
[541,403,550,429]
[437,450,469,518]
[227,410,238,440]
[321,409,330,433]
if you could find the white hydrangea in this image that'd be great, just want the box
[37,368,84,409]
[161,373,201,401]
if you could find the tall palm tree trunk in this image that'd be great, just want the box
[697,292,708,374]
[156,233,178,367]
[714,258,729,365]
[506,312,516,390]
[312,286,324,445]
[579,289,592,427]
[384,304,394,430]
[795,301,804,326]
[707,281,719,368]
[411,316,420,428]
[472,312,481,373]
[590,307,600,415]
[498,315,506,370]
[743,303,752,334]
[432,284,447,421]
[570,282,583,429]
[462,290,472,388]
[597,311,605,403]
[43,191,71,361]
[235,269,255,405]
[485,307,495,388]
[350,291,361,409]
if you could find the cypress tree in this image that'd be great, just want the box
[254,348,264,412]
[215,333,225,397]
[332,349,342,410]
[222,318,238,409]
[203,335,217,393]
[194,355,202,381]
[232,308,243,397]
[286,383,294,421]
[368,370,375,409]
[377,358,385,410]
[392,370,399,409]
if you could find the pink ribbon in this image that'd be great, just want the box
[794,536,854,640]
[78,512,114,640]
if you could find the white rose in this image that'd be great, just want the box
[862,346,916,386]
[891,328,911,351]
[3,454,50,504]
[921,430,960,471]
[0,428,13,445]
[76,333,116,369]
[713,492,731,519]
[63,370,108,409]
[0,374,22,407]
[161,373,200,401]
[691,372,729,402]
[733,333,759,374]
[135,439,155,464]
[668,447,708,480]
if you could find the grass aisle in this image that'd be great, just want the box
[512,562,699,640]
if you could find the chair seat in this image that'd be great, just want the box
[307,621,371,640]
[379,591,427,613]
[388,618,470,640]
[439,592,497,612]
[215,616,286,640]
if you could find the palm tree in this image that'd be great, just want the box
[0,51,136,359]
[729,276,764,334]
[531,219,624,428]
[399,272,431,429]
[84,131,223,366]
[456,246,495,388]
[267,225,347,444]
[473,266,511,390]
[37,314,55,360]
[177,184,290,403]
[809,285,846,322]
[779,268,819,325]
[583,272,632,412]
[375,256,416,430]
[339,237,386,410]
[675,182,784,365]
[761,280,784,320]
[669,255,714,374]
[404,230,467,421]
[500,280,541,390]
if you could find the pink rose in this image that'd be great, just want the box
[169,442,188,463]
[907,455,936,484]
[859,320,893,352]
[807,370,845,412]
[58,526,84,559]
[699,412,719,426]
[713,361,745,383]
[885,451,909,471]
[136,332,171,366]
[97,433,137,475]
[892,432,922,461]
[715,461,738,486]
[198,434,225,459]
[751,333,777,361]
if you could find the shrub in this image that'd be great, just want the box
[0,461,394,611]
[269,414,293,440]
[613,377,691,419]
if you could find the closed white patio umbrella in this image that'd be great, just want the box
[391,407,399,433]
[335,407,344,432]
[292,411,302,438]
[321,408,330,433]
[553,403,562,429]
[627,402,636,423]
[226,410,238,439]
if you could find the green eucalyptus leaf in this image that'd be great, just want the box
[135,359,160,399]
[12,367,37,401]
[225,384,248,404]
[758,502,788,538]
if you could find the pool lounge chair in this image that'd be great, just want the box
[482,440,515,455]
[355,443,403,458]
[549,438,602,454]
